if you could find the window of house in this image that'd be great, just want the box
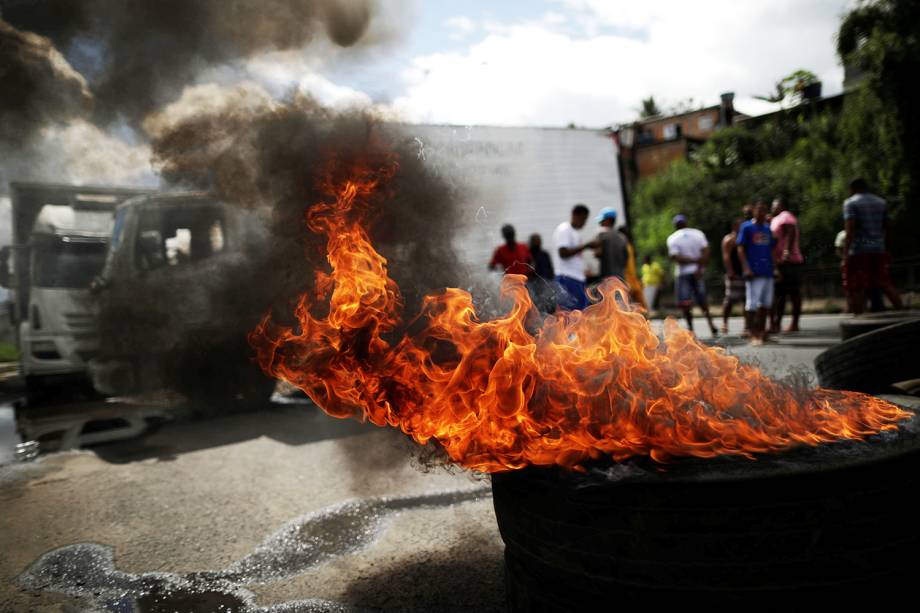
[662,123,678,140]
[698,115,714,131]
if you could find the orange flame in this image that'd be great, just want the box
[249,154,911,472]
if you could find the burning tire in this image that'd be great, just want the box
[492,425,920,611]
[816,318,920,393]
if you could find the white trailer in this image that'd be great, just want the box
[404,125,625,278]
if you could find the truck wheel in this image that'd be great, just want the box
[815,318,920,393]
[168,336,276,416]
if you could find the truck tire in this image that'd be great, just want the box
[839,311,920,340]
[815,318,920,393]
[167,333,275,416]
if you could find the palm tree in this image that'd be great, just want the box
[639,96,661,119]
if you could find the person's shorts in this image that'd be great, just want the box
[845,253,892,293]
[776,263,803,293]
[555,275,588,310]
[676,274,707,307]
[745,276,774,311]
[724,276,745,302]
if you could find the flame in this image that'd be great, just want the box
[249,154,911,473]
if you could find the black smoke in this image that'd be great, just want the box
[1,0,380,125]
[149,94,465,322]
[0,19,92,144]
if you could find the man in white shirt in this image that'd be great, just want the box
[667,214,718,336]
[552,204,597,310]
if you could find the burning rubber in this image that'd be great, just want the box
[249,150,911,472]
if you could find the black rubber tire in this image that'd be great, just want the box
[492,429,920,612]
[839,311,920,340]
[816,318,920,392]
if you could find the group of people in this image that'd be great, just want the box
[487,178,902,341]
[488,204,649,314]
[676,177,903,344]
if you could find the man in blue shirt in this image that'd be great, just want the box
[736,200,776,345]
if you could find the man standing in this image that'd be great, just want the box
[667,214,718,336]
[843,179,903,315]
[843,178,903,315]
[593,207,628,282]
[528,233,556,313]
[737,201,776,345]
[489,224,532,277]
[769,198,805,332]
[721,218,745,334]
[528,234,554,281]
[553,204,596,310]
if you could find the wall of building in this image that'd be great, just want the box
[636,140,687,179]
[638,108,720,142]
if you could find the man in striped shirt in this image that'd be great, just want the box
[843,178,903,314]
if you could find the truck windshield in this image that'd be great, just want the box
[32,239,108,289]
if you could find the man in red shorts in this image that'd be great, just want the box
[843,178,903,315]
[489,224,533,277]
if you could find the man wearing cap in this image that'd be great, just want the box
[552,204,597,310]
[593,207,628,284]
[667,214,718,336]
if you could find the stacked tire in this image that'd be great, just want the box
[816,317,920,393]
[493,441,920,611]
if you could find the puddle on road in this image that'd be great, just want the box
[17,486,491,612]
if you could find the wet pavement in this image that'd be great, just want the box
[0,313,886,612]
[0,403,505,612]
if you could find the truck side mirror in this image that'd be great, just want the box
[0,246,10,289]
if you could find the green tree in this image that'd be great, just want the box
[631,112,847,274]
[755,69,820,106]
[639,96,661,119]
[837,0,920,244]
[631,0,920,277]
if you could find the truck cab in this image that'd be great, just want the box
[1,183,154,400]
[20,204,111,384]
[88,193,273,408]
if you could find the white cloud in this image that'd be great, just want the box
[295,73,373,109]
[392,0,851,127]
[444,16,477,40]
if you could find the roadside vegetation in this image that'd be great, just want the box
[632,0,920,273]
[0,342,19,363]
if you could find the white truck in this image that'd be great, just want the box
[0,183,153,400]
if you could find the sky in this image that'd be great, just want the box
[276,0,855,128]
[0,0,859,194]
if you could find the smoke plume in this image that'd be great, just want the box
[148,92,465,317]
[0,19,92,144]
[1,0,385,125]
